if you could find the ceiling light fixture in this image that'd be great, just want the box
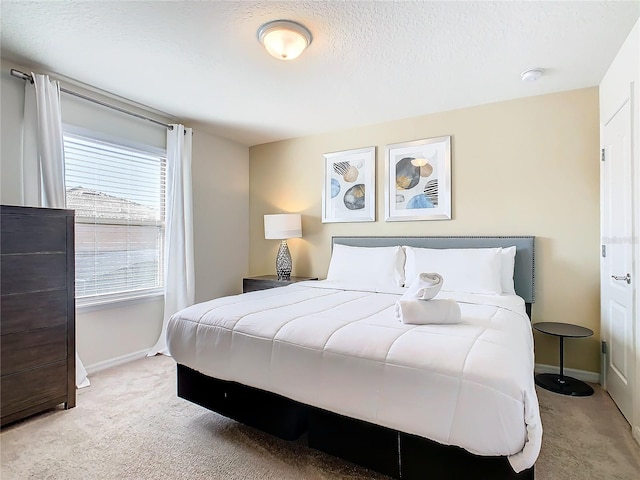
[258,20,312,61]
[521,68,544,82]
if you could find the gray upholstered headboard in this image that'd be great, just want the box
[331,236,535,305]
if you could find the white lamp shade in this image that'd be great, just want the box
[264,214,302,239]
[258,20,312,61]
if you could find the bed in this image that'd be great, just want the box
[167,236,540,480]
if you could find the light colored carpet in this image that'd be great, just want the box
[1,355,638,480]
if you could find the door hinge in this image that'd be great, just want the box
[602,341,607,355]
[601,148,605,161]
[602,244,606,257]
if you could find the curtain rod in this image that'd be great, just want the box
[10,69,173,131]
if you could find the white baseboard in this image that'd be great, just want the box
[85,349,150,375]
[535,363,600,384]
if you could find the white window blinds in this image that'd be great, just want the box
[63,130,166,305]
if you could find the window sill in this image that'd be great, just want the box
[76,292,164,314]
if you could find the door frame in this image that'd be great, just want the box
[600,82,639,443]
[600,93,640,420]
[633,81,640,444]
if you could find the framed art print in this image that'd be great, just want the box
[385,136,451,221]
[322,146,376,223]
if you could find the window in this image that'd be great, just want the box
[63,128,166,306]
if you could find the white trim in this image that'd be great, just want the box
[535,363,600,384]
[76,291,163,313]
[85,349,151,375]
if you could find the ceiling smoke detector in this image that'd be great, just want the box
[521,68,544,82]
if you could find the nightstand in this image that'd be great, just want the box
[243,275,318,293]
[533,321,594,397]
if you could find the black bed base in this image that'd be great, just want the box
[177,363,308,440]
[177,364,534,480]
[310,409,534,480]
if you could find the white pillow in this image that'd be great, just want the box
[403,246,503,295]
[326,244,405,288]
[501,246,517,295]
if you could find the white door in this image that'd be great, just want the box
[601,98,635,422]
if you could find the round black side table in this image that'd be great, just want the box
[533,322,594,397]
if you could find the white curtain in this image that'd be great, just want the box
[22,73,90,388]
[148,124,195,356]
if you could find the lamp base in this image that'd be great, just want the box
[276,240,292,281]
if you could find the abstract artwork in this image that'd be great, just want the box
[385,136,451,221]
[322,146,375,223]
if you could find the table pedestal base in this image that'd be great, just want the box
[535,373,594,396]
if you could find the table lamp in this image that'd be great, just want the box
[264,213,302,280]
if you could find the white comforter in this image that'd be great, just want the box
[167,281,542,472]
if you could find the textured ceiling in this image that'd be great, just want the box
[1,1,638,146]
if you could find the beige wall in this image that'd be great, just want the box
[77,299,164,367]
[191,127,250,302]
[0,60,249,369]
[1,65,26,203]
[249,88,601,373]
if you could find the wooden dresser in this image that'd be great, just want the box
[1,205,76,426]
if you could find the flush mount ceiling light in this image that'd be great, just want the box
[258,20,312,60]
[521,68,544,82]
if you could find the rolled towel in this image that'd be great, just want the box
[402,272,443,301]
[394,299,462,325]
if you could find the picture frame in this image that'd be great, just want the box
[322,146,376,223]
[385,136,451,221]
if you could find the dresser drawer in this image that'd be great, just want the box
[1,290,68,335]
[1,360,68,419]
[0,253,67,294]
[0,212,67,254]
[1,324,67,374]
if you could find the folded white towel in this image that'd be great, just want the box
[394,299,462,325]
[402,272,443,301]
